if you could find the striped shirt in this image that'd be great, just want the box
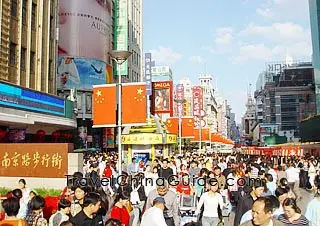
[278,214,309,226]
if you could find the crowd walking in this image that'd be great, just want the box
[0,150,320,226]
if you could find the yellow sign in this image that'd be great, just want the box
[166,134,177,144]
[121,133,163,144]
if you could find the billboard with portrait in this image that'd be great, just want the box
[56,56,106,90]
[58,0,112,63]
[152,81,173,115]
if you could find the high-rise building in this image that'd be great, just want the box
[309,0,320,113]
[0,0,76,140]
[216,97,228,137]
[113,0,143,83]
[0,0,58,93]
[254,61,316,142]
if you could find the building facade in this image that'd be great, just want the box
[179,77,192,116]
[0,0,76,142]
[1,0,57,93]
[199,74,218,133]
[254,62,316,142]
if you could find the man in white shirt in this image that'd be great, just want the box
[140,197,168,226]
[285,162,300,199]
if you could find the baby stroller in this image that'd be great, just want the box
[178,194,198,226]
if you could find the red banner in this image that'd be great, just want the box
[245,146,304,156]
[192,86,203,117]
[174,84,185,116]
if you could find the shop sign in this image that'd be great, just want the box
[121,133,163,144]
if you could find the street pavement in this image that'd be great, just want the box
[224,188,316,226]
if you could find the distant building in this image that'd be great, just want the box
[199,74,218,133]
[151,66,173,82]
[179,77,193,116]
[254,61,316,143]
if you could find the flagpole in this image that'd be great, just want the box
[109,50,132,174]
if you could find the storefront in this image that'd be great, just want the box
[121,133,177,164]
[0,81,77,143]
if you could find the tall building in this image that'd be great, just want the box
[113,0,143,83]
[0,0,76,141]
[309,0,320,113]
[216,97,228,137]
[1,0,57,93]
[199,74,218,133]
[242,90,256,138]
[254,61,316,141]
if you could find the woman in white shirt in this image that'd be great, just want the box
[196,182,225,226]
[18,179,30,205]
[144,165,158,196]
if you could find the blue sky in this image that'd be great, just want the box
[143,0,312,122]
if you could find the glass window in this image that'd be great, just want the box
[31,3,37,30]
[20,47,26,70]
[22,0,27,24]
[30,51,35,72]
[11,0,17,17]
[9,42,17,65]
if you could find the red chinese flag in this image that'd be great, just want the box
[201,128,210,142]
[122,82,147,125]
[181,117,194,138]
[191,128,200,142]
[166,117,178,134]
[92,84,117,127]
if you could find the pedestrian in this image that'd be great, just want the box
[145,180,179,226]
[240,197,284,226]
[25,195,48,226]
[109,192,131,226]
[0,197,28,226]
[305,185,320,226]
[140,197,168,226]
[278,198,310,226]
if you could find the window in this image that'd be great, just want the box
[30,51,35,72]
[22,0,27,24]
[11,0,17,17]
[31,3,36,30]
[20,47,26,70]
[50,16,54,39]
[9,42,17,65]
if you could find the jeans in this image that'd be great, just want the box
[202,216,220,226]
[132,201,145,226]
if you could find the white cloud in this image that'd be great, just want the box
[232,44,273,64]
[149,46,182,65]
[241,22,310,43]
[256,0,309,20]
[256,8,274,18]
[189,55,205,64]
[215,27,233,45]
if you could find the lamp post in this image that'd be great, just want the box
[109,50,132,174]
[174,99,185,155]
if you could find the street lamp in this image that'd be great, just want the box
[174,99,185,155]
[109,50,132,174]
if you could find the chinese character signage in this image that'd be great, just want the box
[174,84,184,116]
[152,81,173,115]
[0,144,69,178]
[192,86,203,117]
[144,53,153,96]
[121,133,163,145]
[114,0,128,76]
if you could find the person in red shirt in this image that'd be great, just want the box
[109,191,131,226]
[176,174,194,195]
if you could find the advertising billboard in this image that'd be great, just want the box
[192,86,203,116]
[114,0,128,76]
[144,53,154,95]
[58,0,112,63]
[152,81,173,115]
[174,84,184,116]
[57,56,106,90]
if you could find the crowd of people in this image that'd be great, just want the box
[0,150,320,226]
